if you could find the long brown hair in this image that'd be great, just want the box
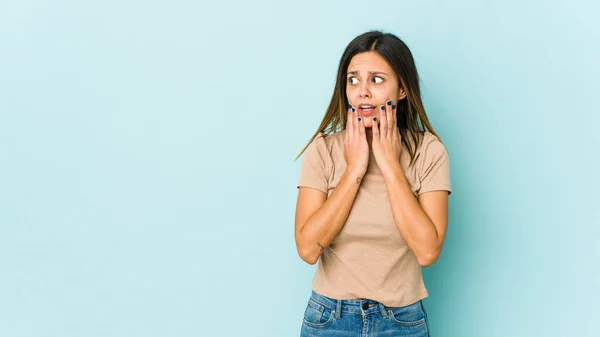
[295,30,441,166]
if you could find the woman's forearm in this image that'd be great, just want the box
[382,164,441,266]
[297,168,364,264]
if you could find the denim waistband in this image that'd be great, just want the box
[308,290,391,320]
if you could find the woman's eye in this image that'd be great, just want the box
[348,77,382,84]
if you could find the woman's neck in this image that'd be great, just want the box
[365,128,373,148]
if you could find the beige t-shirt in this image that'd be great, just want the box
[296,129,452,307]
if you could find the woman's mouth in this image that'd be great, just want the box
[358,105,376,116]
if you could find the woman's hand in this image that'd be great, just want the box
[372,100,403,175]
[344,104,369,179]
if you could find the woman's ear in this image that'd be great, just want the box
[398,88,407,100]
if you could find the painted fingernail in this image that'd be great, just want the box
[373,117,377,121]
[380,105,385,110]
[387,100,392,106]
[358,117,362,121]
[392,105,396,109]
[352,108,355,112]
[348,103,352,109]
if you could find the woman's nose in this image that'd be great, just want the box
[359,84,371,98]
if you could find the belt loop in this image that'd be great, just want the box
[335,299,342,319]
[378,303,388,318]
[420,300,429,324]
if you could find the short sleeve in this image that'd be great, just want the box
[297,133,331,194]
[417,135,452,195]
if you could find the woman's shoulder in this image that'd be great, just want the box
[410,130,452,193]
[413,131,447,154]
[312,129,346,149]
[302,129,345,162]
[409,131,450,178]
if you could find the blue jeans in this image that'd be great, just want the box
[300,290,430,337]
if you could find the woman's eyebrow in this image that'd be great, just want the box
[347,71,388,76]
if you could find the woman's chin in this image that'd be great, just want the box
[362,120,375,128]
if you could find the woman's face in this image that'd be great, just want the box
[345,51,406,129]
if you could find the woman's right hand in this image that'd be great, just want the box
[343,104,369,178]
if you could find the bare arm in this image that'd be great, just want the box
[382,165,449,267]
[371,100,449,268]
[294,167,364,265]
[295,106,369,265]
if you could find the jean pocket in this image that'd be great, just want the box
[387,300,427,327]
[302,299,335,328]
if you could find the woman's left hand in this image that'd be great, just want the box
[372,100,403,175]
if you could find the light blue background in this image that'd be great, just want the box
[1,0,599,336]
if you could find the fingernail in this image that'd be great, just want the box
[387,100,392,106]
[373,117,377,121]
[358,117,362,121]
[392,105,396,109]
[352,108,355,112]
[348,103,352,109]
[380,106,385,110]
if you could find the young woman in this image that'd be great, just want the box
[294,30,452,337]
